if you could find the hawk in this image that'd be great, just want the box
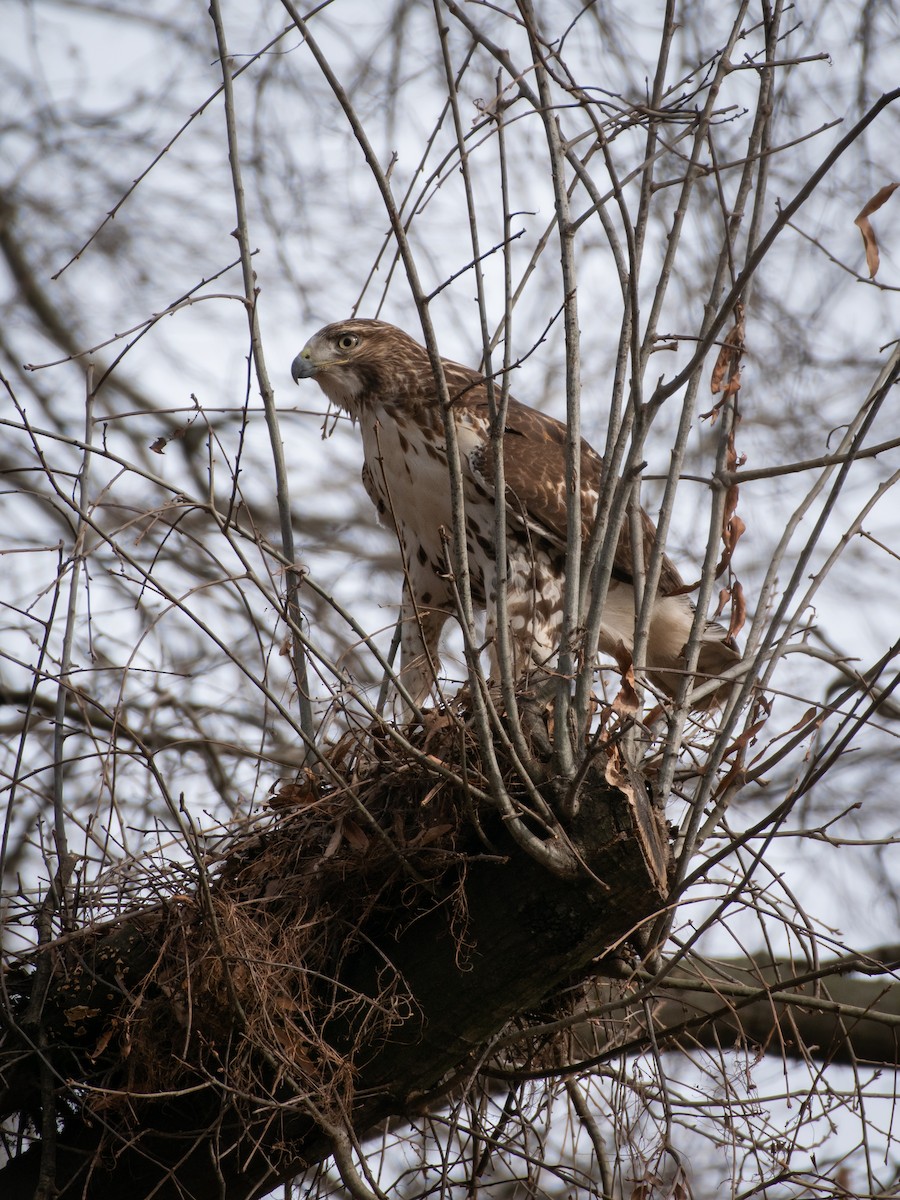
[291,319,738,709]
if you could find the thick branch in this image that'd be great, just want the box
[651,954,900,1068]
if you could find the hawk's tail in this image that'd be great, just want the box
[646,595,741,708]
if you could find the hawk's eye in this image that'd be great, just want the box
[337,334,359,351]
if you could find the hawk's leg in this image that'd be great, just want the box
[398,572,454,712]
[483,548,563,689]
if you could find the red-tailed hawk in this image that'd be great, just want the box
[291,319,738,709]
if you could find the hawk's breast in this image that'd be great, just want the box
[358,403,496,596]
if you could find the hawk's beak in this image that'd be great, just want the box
[291,347,318,383]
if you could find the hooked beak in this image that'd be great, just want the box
[291,348,318,383]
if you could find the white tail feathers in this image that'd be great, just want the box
[644,594,740,706]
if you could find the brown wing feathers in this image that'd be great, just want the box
[472,398,686,597]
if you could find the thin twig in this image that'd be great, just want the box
[208,0,316,752]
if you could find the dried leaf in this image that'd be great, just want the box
[854,181,899,278]
[708,713,769,800]
[408,823,454,848]
[727,579,747,641]
[612,660,640,717]
[714,513,746,580]
[149,436,168,454]
[607,640,640,715]
[788,706,820,736]
[65,1005,100,1027]
[89,1023,116,1061]
[269,768,319,810]
[421,709,454,750]
[700,304,748,417]
[748,704,820,767]
[327,729,357,770]
[726,513,746,553]
[718,713,769,773]
[712,424,746,579]
[709,301,745,399]
[671,1170,691,1200]
[340,817,370,853]
[322,823,343,860]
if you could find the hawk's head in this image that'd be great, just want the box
[291,318,431,415]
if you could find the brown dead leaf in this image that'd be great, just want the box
[672,1169,691,1200]
[784,705,821,739]
[408,823,454,848]
[707,715,767,799]
[748,704,820,767]
[327,729,357,771]
[612,660,640,717]
[149,436,168,454]
[855,181,899,278]
[725,512,747,552]
[340,817,370,853]
[322,823,343,860]
[269,768,319,810]
[708,301,745,404]
[421,709,455,750]
[712,424,746,579]
[64,1005,100,1027]
[727,579,747,641]
[89,1023,116,1061]
[714,513,746,580]
[607,640,640,715]
[710,326,743,395]
[725,424,744,474]
[729,716,767,755]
